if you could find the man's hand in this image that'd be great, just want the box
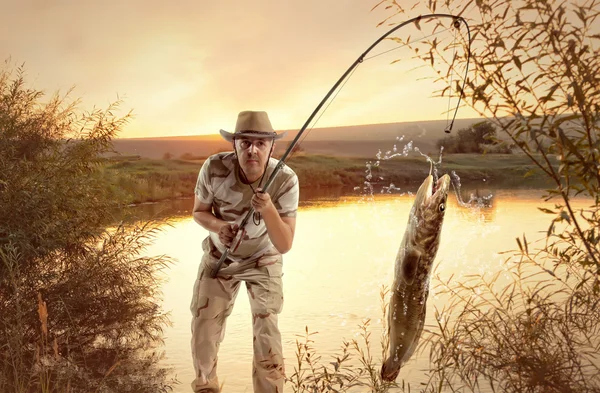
[218,223,239,247]
[251,188,274,213]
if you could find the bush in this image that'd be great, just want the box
[436,121,513,153]
[288,1,600,392]
[372,0,600,391]
[0,65,175,392]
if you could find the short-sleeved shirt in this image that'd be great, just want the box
[195,152,299,262]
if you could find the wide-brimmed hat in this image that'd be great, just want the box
[219,110,287,142]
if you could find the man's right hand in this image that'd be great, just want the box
[218,223,239,247]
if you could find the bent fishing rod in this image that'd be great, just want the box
[211,13,471,278]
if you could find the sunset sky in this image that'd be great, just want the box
[1,0,479,139]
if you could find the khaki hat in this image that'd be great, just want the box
[219,111,287,142]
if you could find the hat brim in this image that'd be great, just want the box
[219,129,287,142]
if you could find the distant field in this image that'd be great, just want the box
[110,118,486,159]
[105,153,556,204]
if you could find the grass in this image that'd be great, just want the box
[104,153,556,205]
[287,285,404,393]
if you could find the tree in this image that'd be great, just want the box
[436,120,509,153]
[373,1,600,391]
[0,65,174,392]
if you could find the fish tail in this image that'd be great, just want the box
[381,357,401,381]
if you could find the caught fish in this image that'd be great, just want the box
[381,172,451,381]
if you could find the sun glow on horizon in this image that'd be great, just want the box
[2,1,480,140]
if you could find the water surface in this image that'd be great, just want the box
[139,188,586,392]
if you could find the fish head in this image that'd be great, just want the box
[410,173,450,252]
[383,173,451,382]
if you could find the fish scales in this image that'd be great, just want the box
[381,173,450,381]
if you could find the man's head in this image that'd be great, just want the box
[234,136,274,181]
[220,111,286,183]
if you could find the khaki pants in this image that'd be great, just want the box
[190,238,285,393]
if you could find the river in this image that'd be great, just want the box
[133,186,587,392]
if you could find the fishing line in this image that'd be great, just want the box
[363,27,451,62]
[211,13,472,278]
[445,19,470,133]
[291,26,460,160]
[288,64,362,161]
[446,25,457,131]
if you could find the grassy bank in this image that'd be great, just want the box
[105,153,556,204]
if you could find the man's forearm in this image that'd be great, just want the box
[193,210,227,233]
[261,205,294,254]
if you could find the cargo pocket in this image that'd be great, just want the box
[265,263,284,314]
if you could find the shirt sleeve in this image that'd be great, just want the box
[194,158,213,204]
[274,173,299,218]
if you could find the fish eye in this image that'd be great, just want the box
[439,203,445,212]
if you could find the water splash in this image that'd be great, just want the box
[450,171,494,208]
[381,139,445,182]
[358,160,380,202]
[361,136,418,200]
[381,183,402,193]
[358,136,450,199]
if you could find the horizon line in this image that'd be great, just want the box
[116,116,488,141]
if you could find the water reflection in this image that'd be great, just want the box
[124,187,352,221]
[124,183,505,221]
[131,187,585,392]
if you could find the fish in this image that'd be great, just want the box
[381,172,451,381]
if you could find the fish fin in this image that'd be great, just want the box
[401,248,421,285]
[402,307,427,362]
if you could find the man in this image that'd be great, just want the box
[190,110,299,393]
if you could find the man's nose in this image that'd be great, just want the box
[248,143,258,154]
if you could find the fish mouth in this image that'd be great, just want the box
[431,174,450,196]
[413,173,451,210]
[424,173,450,205]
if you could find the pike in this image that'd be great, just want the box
[381,171,451,381]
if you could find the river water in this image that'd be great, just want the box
[133,187,588,392]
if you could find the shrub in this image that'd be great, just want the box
[0,65,175,392]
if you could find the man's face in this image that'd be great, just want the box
[234,137,274,179]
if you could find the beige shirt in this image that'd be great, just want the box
[195,152,299,262]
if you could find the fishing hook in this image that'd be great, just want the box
[211,13,472,277]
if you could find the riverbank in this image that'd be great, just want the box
[106,153,556,204]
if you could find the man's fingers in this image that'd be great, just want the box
[220,223,238,236]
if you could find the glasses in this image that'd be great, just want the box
[235,138,273,151]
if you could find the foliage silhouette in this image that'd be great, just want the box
[0,63,175,393]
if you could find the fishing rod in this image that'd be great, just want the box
[211,13,471,278]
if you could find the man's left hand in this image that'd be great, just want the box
[252,188,274,213]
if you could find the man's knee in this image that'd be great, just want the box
[246,266,284,316]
